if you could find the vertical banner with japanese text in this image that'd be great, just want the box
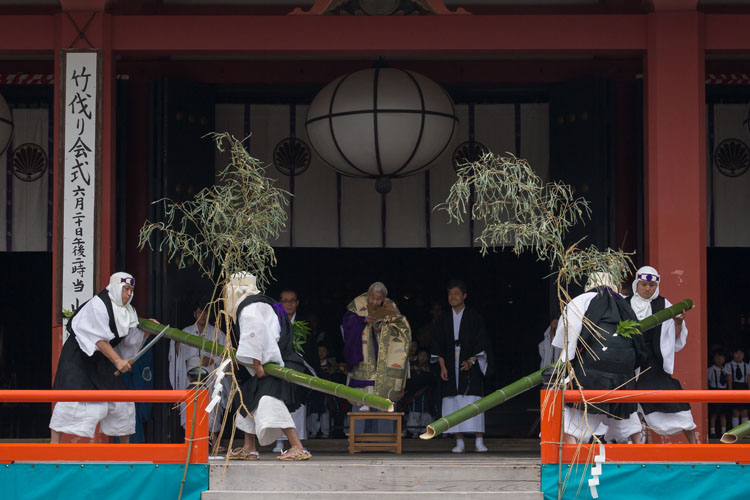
[61,51,100,334]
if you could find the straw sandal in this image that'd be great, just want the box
[227,447,259,461]
[277,447,311,461]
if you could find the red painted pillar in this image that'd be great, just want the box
[51,9,116,384]
[645,11,707,441]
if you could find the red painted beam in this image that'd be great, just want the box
[3,12,750,54]
[110,15,648,54]
[645,10,707,440]
[0,15,55,53]
[706,14,750,51]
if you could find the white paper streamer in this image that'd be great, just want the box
[589,443,605,498]
[205,394,221,414]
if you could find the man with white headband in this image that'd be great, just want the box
[226,272,311,461]
[629,265,697,443]
[50,272,147,443]
[552,272,648,444]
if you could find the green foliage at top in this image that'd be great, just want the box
[137,133,289,292]
[442,153,633,291]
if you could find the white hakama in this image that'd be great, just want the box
[234,302,298,444]
[50,296,143,437]
[236,396,296,446]
[440,349,487,434]
[278,404,307,441]
[441,395,485,434]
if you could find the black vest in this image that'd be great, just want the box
[67,289,122,347]
[627,295,666,370]
[576,289,640,375]
[53,290,128,391]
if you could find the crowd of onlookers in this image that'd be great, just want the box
[708,344,750,437]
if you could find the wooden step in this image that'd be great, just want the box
[203,491,543,500]
[208,455,540,494]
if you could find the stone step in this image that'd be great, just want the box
[208,457,540,493]
[203,491,543,500]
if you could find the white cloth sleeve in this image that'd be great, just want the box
[71,296,117,357]
[115,326,146,361]
[658,298,688,375]
[551,292,596,363]
[475,351,488,375]
[236,302,284,376]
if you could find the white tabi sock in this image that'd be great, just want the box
[475,436,484,447]
[733,417,740,428]
[451,438,465,453]
[721,426,727,433]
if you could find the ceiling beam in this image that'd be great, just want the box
[110,14,648,54]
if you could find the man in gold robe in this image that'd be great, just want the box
[342,282,411,432]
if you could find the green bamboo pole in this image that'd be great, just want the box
[420,363,557,439]
[422,299,694,439]
[721,421,750,444]
[636,298,693,332]
[616,298,694,337]
[139,318,394,412]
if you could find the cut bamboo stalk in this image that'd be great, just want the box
[139,318,394,412]
[422,299,694,439]
[721,421,750,444]
[420,363,556,439]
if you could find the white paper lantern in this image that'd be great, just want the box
[306,68,457,193]
[0,93,12,156]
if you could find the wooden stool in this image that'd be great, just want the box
[347,411,403,454]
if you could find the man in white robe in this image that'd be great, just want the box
[169,297,229,447]
[50,272,147,443]
[629,266,696,443]
[226,273,310,461]
[431,280,491,453]
[552,273,645,444]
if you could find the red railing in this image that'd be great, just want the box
[541,389,750,463]
[0,390,209,464]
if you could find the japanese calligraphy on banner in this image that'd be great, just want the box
[61,51,99,326]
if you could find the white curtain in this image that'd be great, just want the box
[214,102,550,248]
[710,103,750,247]
[0,107,50,252]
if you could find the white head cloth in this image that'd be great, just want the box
[584,272,619,293]
[630,265,660,320]
[106,272,139,338]
[224,272,260,321]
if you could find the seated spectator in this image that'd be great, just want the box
[708,349,728,438]
[401,348,436,437]
[725,347,749,429]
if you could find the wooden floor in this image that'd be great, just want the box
[204,439,543,500]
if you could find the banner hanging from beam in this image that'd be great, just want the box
[60,50,101,336]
